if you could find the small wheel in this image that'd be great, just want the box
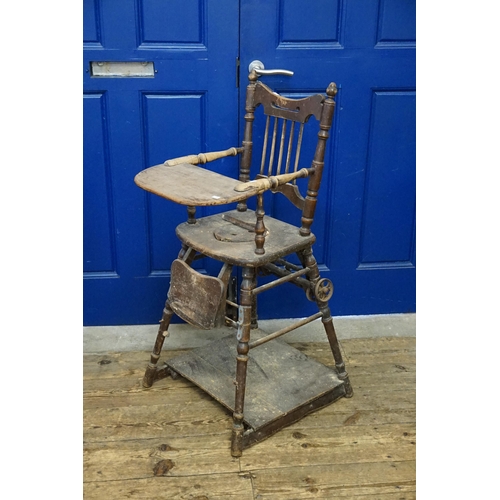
[314,278,334,302]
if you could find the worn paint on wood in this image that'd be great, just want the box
[84,337,415,498]
[168,259,226,329]
[84,473,255,500]
[168,335,345,431]
[251,462,416,499]
[176,208,315,266]
[134,163,257,206]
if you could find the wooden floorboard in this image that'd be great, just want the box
[84,336,416,499]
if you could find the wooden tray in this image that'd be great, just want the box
[134,163,257,206]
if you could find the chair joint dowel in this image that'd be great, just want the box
[248,312,323,349]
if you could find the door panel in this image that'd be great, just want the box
[377,0,416,43]
[359,91,416,265]
[279,0,342,45]
[139,0,205,45]
[83,92,116,275]
[142,92,209,274]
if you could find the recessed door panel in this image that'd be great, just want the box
[359,90,416,267]
[83,92,116,275]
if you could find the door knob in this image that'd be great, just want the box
[248,60,294,77]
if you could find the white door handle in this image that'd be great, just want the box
[248,60,294,77]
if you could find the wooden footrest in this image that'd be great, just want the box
[167,334,346,449]
[168,259,228,329]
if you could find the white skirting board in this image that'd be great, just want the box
[83,313,416,354]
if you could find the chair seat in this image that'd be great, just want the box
[134,163,260,206]
[176,208,315,266]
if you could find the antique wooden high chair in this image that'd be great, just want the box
[134,68,353,457]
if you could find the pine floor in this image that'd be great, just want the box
[83,336,416,499]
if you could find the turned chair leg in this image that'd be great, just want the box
[321,309,353,397]
[143,245,197,388]
[251,274,259,330]
[231,267,254,457]
[142,302,174,388]
[301,246,353,397]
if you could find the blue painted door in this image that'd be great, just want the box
[84,0,415,325]
[83,0,239,325]
[240,0,416,320]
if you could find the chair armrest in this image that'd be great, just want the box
[164,147,243,167]
[234,168,311,194]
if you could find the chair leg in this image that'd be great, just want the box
[142,301,174,388]
[251,273,259,329]
[321,310,353,397]
[301,247,353,397]
[143,245,198,388]
[231,267,254,457]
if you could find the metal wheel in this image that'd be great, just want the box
[314,278,334,302]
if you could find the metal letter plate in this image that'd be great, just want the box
[90,61,155,78]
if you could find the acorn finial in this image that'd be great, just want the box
[326,82,338,97]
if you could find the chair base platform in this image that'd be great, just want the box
[166,334,346,450]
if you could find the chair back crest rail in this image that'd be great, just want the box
[238,75,337,237]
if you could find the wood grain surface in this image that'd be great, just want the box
[84,336,416,499]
